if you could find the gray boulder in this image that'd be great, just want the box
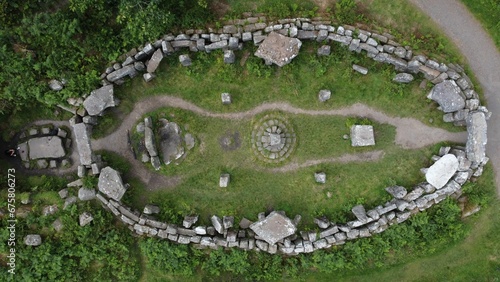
[352,205,368,222]
[24,234,42,246]
[385,186,407,199]
[143,73,155,82]
[221,93,232,104]
[427,80,466,113]
[78,188,96,201]
[317,45,331,56]
[314,172,326,183]
[179,54,192,66]
[98,167,127,201]
[425,154,459,189]
[224,50,236,64]
[211,215,224,234]
[28,136,65,160]
[106,65,137,82]
[466,111,487,165]
[79,212,94,226]
[48,79,63,91]
[143,204,160,214]
[52,218,64,232]
[158,121,184,165]
[254,32,302,67]
[83,85,116,116]
[352,64,368,75]
[318,90,331,102]
[393,73,414,83]
[350,125,375,147]
[183,215,198,228]
[42,205,59,216]
[151,156,161,170]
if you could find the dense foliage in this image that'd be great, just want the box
[0,0,211,114]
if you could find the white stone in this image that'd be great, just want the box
[425,154,459,189]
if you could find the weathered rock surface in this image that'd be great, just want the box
[254,32,302,67]
[393,73,414,83]
[24,234,42,246]
[147,48,164,73]
[143,204,160,214]
[466,111,487,164]
[352,205,368,222]
[350,125,375,147]
[250,211,296,245]
[221,93,232,105]
[425,154,459,189]
[79,212,94,226]
[158,120,184,165]
[83,85,116,116]
[314,172,326,183]
[385,186,408,199]
[98,166,127,201]
[352,64,368,75]
[72,123,94,166]
[144,127,158,157]
[78,187,96,201]
[219,174,230,187]
[28,136,65,159]
[318,89,331,102]
[427,80,466,113]
[48,79,63,91]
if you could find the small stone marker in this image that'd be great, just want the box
[143,204,160,215]
[221,93,231,105]
[24,234,42,246]
[224,50,235,64]
[393,73,414,83]
[314,172,326,184]
[425,154,459,189]
[79,212,94,227]
[179,54,192,67]
[317,45,331,56]
[143,73,155,82]
[219,173,230,187]
[350,125,375,147]
[318,89,331,102]
[352,64,368,75]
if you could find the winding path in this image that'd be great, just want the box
[91,95,465,189]
[409,0,500,197]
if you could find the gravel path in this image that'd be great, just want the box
[91,96,465,190]
[409,0,500,197]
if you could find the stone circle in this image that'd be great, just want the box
[251,114,296,163]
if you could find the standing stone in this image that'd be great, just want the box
[466,111,487,165]
[318,89,331,102]
[254,32,302,67]
[350,125,375,147]
[351,205,368,222]
[221,93,232,105]
[83,85,116,116]
[143,204,160,214]
[317,45,331,56]
[79,212,94,226]
[314,172,326,184]
[179,54,192,66]
[72,123,95,166]
[24,234,42,246]
[223,50,236,64]
[146,48,164,73]
[211,215,224,234]
[98,167,127,201]
[427,80,466,113]
[219,174,230,187]
[144,127,158,157]
[425,154,459,189]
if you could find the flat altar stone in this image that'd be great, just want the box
[28,136,65,159]
[249,211,296,245]
[350,125,375,147]
[425,154,459,189]
[269,133,281,146]
[254,32,302,67]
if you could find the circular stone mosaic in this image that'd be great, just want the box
[251,115,296,163]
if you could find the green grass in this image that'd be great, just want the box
[461,0,500,51]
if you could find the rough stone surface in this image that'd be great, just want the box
[249,211,296,245]
[318,89,331,102]
[385,186,408,199]
[350,125,375,147]
[48,79,64,91]
[314,172,326,184]
[143,204,160,214]
[144,127,158,157]
[211,215,224,234]
[79,212,94,226]
[72,123,94,166]
[254,32,302,67]
[224,50,236,64]
[24,234,42,246]
[184,133,195,150]
[466,111,487,164]
[317,45,331,56]
[83,85,116,116]
[42,205,59,216]
[352,64,368,75]
[425,154,459,189]
[158,120,184,165]
[393,73,414,83]
[221,93,232,105]
[427,80,466,113]
[78,188,96,201]
[98,166,127,201]
[352,205,368,222]
[147,48,164,73]
[28,136,65,159]
[219,174,230,187]
[179,54,192,66]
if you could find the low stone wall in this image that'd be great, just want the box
[59,14,489,255]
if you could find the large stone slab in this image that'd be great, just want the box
[350,125,375,147]
[249,211,296,245]
[425,154,459,189]
[466,111,487,164]
[27,136,65,159]
[427,80,466,113]
[158,120,184,165]
[254,32,302,67]
[144,127,158,157]
[146,48,164,73]
[83,85,116,116]
[98,166,127,201]
[72,123,94,166]
[106,65,137,82]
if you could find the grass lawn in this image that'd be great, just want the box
[461,0,500,52]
